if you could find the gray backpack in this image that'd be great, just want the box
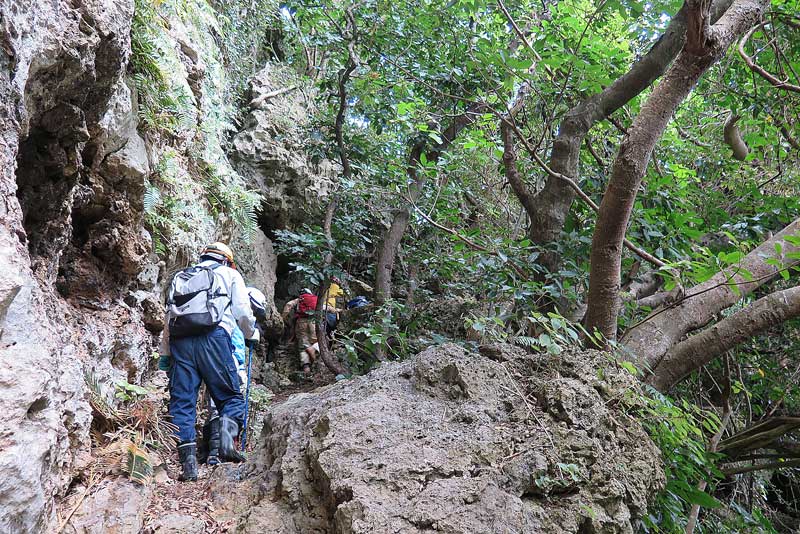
[166,264,229,338]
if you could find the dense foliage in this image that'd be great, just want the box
[266,0,800,531]
[135,0,800,530]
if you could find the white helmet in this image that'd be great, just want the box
[247,287,267,319]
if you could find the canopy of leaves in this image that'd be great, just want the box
[265,0,800,531]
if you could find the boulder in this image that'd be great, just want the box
[233,344,665,533]
[64,478,152,534]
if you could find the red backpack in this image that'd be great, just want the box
[295,293,318,318]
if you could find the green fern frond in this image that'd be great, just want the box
[144,184,162,213]
[512,336,538,349]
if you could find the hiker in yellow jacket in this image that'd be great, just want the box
[323,277,344,337]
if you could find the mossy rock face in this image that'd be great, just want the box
[0,1,288,531]
[231,344,664,533]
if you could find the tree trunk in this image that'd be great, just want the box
[650,285,800,392]
[314,277,347,376]
[373,103,486,304]
[585,0,767,343]
[528,0,734,272]
[315,9,356,375]
[623,217,800,369]
[501,121,537,216]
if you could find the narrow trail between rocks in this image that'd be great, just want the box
[142,342,336,533]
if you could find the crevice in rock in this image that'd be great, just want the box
[15,126,80,283]
[26,397,49,420]
[577,516,594,534]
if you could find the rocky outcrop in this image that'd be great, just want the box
[64,478,152,534]
[234,344,665,533]
[0,0,160,532]
[234,229,283,338]
[233,63,338,230]
[0,0,298,529]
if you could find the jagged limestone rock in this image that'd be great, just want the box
[232,63,338,229]
[0,0,188,530]
[232,344,665,533]
[233,228,283,338]
[0,1,293,531]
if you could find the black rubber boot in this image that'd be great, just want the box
[177,441,198,481]
[219,416,245,463]
[207,417,221,466]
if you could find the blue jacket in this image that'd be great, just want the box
[231,326,246,365]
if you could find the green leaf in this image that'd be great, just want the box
[620,361,639,376]
[785,235,800,246]
[682,488,723,509]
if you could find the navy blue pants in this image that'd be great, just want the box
[169,327,244,444]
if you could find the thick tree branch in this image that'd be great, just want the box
[722,458,800,476]
[622,270,662,301]
[250,85,299,108]
[636,286,684,309]
[501,116,668,269]
[779,124,800,151]
[528,0,735,272]
[623,217,800,371]
[650,285,800,391]
[374,102,488,305]
[718,416,800,459]
[501,122,537,216]
[585,0,767,344]
[738,23,800,93]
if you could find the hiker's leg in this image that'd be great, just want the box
[169,337,202,444]
[297,319,314,365]
[325,312,337,339]
[195,327,245,428]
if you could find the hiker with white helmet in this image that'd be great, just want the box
[158,242,260,482]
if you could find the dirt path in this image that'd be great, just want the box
[140,343,335,533]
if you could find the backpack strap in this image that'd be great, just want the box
[206,263,233,317]
[206,263,230,298]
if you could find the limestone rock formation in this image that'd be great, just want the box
[0,0,156,531]
[233,344,665,533]
[0,1,293,529]
[234,229,283,338]
[65,478,152,534]
[232,63,338,230]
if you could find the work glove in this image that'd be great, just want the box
[158,354,171,372]
[245,327,260,348]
